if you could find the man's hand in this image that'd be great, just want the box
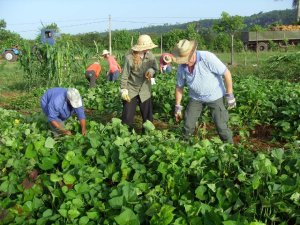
[62,130,72,135]
[175,105,183,122]
[145,68,155,80]
[225,93,236,110]
[121,89,131,102]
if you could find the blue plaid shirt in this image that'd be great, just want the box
[176,51,227,102]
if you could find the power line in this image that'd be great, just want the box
[7,16,219,36]
[10,20,108,33]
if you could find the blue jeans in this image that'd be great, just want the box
[163,65,172,73]
[108,71,120,81]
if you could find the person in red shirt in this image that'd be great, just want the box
[102,50,122,81]
[159,53,173,74]
[85,62,101,88]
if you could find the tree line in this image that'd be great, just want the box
[0,9,298,55]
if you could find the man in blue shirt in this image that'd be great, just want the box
[172,39,236,143]
[41,87,86,136]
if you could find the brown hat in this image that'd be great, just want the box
[131,34,158,52]
[172,39,197,64]
[163,55,172,63]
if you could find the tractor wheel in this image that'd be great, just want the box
[256,42,268,52]
[3,50,18,62]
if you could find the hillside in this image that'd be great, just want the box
[128,9,295,34]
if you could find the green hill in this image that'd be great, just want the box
[128,9,295,34]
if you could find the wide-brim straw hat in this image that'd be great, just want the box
[131,34,158,51]
[102,49,110,55]
[67,88,82,108]
[172,39,198,64]
[163,55,172,63]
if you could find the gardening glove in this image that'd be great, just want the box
[150,78,156,85]
[145,68,155,80]
[120,89,131,102]
[225,93,236,110]
[174,105,183,122]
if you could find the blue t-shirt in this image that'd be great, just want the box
[40,87,85,122]
[176,51,227,102]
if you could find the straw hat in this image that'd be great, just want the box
[172,39,197,64]
[163,55,172,63]
[67,88,82,108]
[131,34,157,52]
[102,49,110,55]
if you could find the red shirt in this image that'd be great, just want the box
[106,55,122,73]
[86,63,101,78]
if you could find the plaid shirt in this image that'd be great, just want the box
[176,51,227,102]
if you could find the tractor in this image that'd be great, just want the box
[1,28,59,62]
[2,45,20,62]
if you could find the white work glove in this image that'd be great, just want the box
[151,78,156,85]
[120,89,130,102]
[145,68,155,80]
[225,93,236,110]
[174,105,183,122]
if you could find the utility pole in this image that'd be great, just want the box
[109,15,112,55]
[160,35,163,54]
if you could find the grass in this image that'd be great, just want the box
[0,59,41,112]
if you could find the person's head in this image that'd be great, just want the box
[94,62,100,65]
[102,49,110,58]
[172,39,197,65]
[66,88,82,108]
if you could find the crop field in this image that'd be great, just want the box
[0,49,300,225]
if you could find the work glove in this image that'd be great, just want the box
[174,105,183,122]
[225,93,236,110]
[145,68,155,80]
[120,89,131,102]
[150,78,156,85]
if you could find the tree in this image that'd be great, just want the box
[275,0,299,23]
[213,12,245,65]
[0,19,7,29]
[293,0,300,23]
[184,23,205,49]
[0,19,23,49]
[162,29,186,51]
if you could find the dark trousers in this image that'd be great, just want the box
[85,70,97,88]
[121,96,153,129]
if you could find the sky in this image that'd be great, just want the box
[0,0,293,40]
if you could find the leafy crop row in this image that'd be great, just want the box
[1,107,300,224]
[82,72,300,142]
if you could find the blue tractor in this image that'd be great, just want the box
[2,46,20,62]
[2,29,59,62]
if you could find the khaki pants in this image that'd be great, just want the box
[184,97,233,143]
